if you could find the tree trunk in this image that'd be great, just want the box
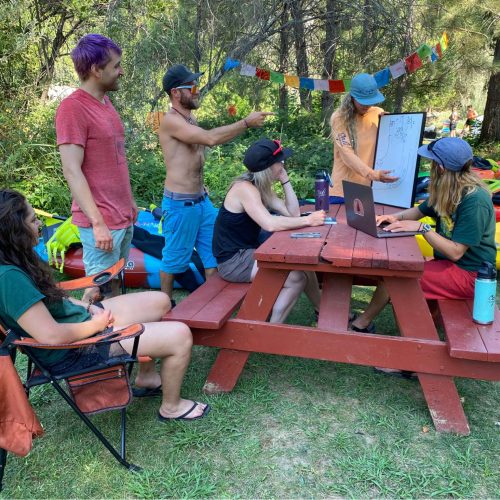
[393,0,414,112]
[289,0,311,110]
[320,0,340,129]
[278,3,290,113]
[193,0,202,73]
[480,37,500,142]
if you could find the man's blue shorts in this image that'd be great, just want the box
[160,194,217,274]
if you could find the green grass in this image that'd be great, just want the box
[2,286,499,498]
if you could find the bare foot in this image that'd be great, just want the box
[159,399,209,420]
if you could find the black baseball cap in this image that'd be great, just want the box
[243,139,293,173]
[162,64,204,94]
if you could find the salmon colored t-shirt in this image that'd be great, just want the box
[329,106,384,197]
[55,89,134,229]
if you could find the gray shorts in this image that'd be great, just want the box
[79,225,134,276]
[217,249,255,283]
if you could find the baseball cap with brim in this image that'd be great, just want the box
[163,64,204,93]
[350,73,385,106]
[244,139,293,173]
[417,137,473,172]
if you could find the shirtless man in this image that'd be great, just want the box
[158,64,273,300]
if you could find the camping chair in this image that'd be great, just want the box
[0,259,144,492]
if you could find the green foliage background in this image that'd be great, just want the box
[0,0,498,213]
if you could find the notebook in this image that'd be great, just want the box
[342,181,421,238]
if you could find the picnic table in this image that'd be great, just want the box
[164,203,500,435]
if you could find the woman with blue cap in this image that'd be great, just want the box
[329,73,399,201]
[212,138,325,323]
[350,137,496,337]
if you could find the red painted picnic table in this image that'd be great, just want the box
[166,204,500,435]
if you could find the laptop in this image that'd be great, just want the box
[343,181,421,238]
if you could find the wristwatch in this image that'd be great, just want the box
[421,223,432,234]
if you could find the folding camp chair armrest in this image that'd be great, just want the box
[12,323,144,349]
[58,258,126,291]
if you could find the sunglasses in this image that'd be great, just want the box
[174,84,198,94]
[427,138,447,168]
[272,139,283,156]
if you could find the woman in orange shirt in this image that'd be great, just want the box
[329,73,399,203]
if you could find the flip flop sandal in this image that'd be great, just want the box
[373,367,417,379]
[158,402,211,422]
[349,314,376,333]
[132,385,162,397]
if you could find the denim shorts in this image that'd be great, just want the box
[79,225,134,275]
[160,195,217,274]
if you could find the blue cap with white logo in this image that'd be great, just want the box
[349,73,385,106]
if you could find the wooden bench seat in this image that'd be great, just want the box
[437,300,500,362]
[162,275,250,329]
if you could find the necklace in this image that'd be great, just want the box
[171,107,196,125]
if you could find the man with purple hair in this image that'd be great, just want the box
[56,34,138,303]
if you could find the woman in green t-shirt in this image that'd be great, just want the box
[0,189,209,422]
[351,137,496,334]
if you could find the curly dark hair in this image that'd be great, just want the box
[0,189,66,303]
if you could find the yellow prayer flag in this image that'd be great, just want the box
[440,32,448,51]
[284,75,300,88]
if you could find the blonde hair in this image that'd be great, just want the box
[231,168,275,207]
[331,93,358,153]
[428,160,488,217]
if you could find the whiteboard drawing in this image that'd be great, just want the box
[372,112,425,208]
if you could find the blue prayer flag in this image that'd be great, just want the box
[224,58,240,71]
[374,68,390,88]
[299,78,314,90]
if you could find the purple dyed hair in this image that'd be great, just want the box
[70,34,122,81]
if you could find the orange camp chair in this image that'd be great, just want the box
[0,259,145,492]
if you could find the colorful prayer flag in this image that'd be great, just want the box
[374,68,390,88]
[440,32,448,51]
[416,44,433,60]
[328,80,345,93]
[224,58,240,71]
[389,60,406,79]
[284,75,300,88]
[300,78,314,90]
[256,68,270,80]
[270,71,285,84]
[405,52,422,73]
[313,79,329,91]
[240,64,256,77]
[431,47,439,62]
[343,79,351,92]
[435,43,442,58]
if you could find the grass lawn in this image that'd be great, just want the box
[2,285,499,498]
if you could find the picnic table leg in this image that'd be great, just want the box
[385,277,470,435]
[202,268,289,394]
[318,274,353,330]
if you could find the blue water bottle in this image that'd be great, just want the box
[315,171,329,212]
[472,261,497,325]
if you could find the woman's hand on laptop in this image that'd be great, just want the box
[376,214,398,226]
[378,218,422,233]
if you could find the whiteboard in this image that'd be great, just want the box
[372,112,426,208]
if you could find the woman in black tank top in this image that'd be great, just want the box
[212,138,326,323]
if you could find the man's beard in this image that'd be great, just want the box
[180,92,199,110]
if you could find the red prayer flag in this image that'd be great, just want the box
[328,80,345,93]
[256,68,271,81]
[405,52,423,73]
[435,43,442,58]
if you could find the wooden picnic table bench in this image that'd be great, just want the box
[436,300,500,362]
[162,204,500,435]
[163,275,250,329]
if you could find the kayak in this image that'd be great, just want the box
[35,210,205,290]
